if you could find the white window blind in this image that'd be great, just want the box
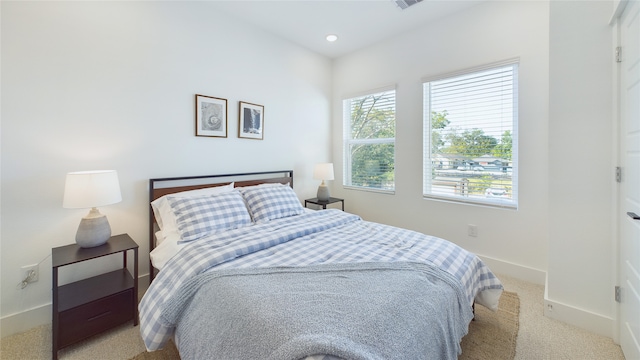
[423,61,518,208]
[343,89,396,192]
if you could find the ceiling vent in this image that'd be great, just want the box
[395,0,423,10]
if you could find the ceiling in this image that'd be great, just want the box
[212,0,482,59]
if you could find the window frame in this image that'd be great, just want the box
[422,60,519,209]
[343,86,396,194]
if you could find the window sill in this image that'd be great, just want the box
[423,194,517,210]
[344,186,395,196]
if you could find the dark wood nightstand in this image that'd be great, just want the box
[304,197,345,211]
[52,234,138,360]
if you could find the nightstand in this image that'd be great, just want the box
[304,197,345,211]
[52,234,138,360]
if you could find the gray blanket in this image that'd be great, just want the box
[161,262,474,360]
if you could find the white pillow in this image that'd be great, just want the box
[151,182,234,236]
[239,184,304,223]
[150,231,184,270]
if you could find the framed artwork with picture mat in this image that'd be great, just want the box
[196,94,227,138]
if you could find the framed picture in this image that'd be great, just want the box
[195,94,227,138]
[238,101,264,140]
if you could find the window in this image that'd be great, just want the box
[423,61,518,208]
[343,88,396,192]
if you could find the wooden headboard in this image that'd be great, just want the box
[148,170,294,282]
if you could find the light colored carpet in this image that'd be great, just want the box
[497,273,626,360]
[132,291,520,360]
[0,321,146,360]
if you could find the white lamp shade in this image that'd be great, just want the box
[63,170,122,209]
[313,163,334,181]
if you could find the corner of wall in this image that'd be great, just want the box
[543,274,614,338]
[480,256,614,338]
[478,254,546,285]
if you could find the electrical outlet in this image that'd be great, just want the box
[21,264,38,283]
[468,224,478,237]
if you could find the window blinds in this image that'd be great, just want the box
[343,89,396,192]
[423,62,518,208]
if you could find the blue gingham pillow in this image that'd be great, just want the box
[240,184,304,223]
[168,191,252,242]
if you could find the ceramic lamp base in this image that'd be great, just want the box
[75,213,111,248]
[317,184,330,202]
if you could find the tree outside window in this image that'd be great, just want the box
[344,90,395,191]
[423,62,518,207]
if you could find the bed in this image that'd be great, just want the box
[139,170,503,360]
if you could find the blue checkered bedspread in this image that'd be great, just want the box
[139,209,503,351]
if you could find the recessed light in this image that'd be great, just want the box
[326,34,338,42]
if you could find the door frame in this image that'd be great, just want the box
[611,1,638,354]
[608,0,625,344]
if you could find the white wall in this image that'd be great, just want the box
[332,0,616,337]
[332,1,550,278]
[0,1,332,336]
[547,0,615,336]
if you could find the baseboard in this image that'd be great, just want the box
[543,275,614,338]
[0,303,51,339]
[1,273,151,339]
[477,254,547,285]
[477,255,614,337]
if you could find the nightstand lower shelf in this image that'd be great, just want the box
[57,269,134,312]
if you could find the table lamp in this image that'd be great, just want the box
[63,170,122,248]
[313,163,334,202]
